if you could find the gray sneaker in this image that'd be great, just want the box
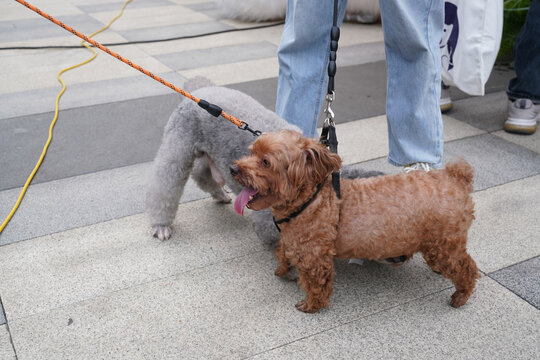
[504,99,539,135]
[402,162,432,173]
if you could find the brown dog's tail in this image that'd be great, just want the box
[445,159,474,193]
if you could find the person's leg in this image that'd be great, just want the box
[505,0,540,134]
[507,0,540,103]
[379,0,444,168]
[276,0,347,137]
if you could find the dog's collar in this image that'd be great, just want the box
[273,179,326,232]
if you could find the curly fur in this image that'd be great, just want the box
[146,77,382,244]
[233,130,480,313]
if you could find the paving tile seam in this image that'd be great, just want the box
[0,157,157,192]
[0,296,6,326]
[486,273,540,311]
[243,284,458,360]
[0,297,17,360]
[0,82,179,123]
[6,248,269,323]
[485,253,540,305]
[471,172,540,195]
[487,129,540,154]
[488,255,540,274]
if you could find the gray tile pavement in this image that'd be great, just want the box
[0,14,107,42]
[0,163,210,245]
[349,133,540,192]
[0,300,5,325]
[490,256,540,309]
[0,325,15,360]
[155,41,277,70]
[447,91,508,132]
[77,0,176,14]
[1,1,538,358]
[118,21,233,42]
[0,93,178,190]
[0,198,263,321]
[5,253,461,359]
[250,278,540,360]
[467,175,540,274]
[443,134,540,190]
[493,127,540,153]
[183,0,224,19]
[0,71,186,120]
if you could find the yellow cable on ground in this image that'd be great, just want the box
[0,0,133,234]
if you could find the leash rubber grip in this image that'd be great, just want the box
[198,99,223,117]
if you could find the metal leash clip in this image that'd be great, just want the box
[323,91,336,127]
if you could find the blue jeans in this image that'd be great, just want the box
[507,0,540,103]
[276,0,444,168]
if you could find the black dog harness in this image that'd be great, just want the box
[273,177,340,232]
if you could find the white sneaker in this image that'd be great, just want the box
[440,83,453,113]
[504,99,539,135]
[402,162,432,173]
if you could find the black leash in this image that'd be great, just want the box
[273,0,342,232]
[320,0,341,199]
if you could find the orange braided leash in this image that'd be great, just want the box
[14,0,251,131]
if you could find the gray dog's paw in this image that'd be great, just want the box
[212,188,232,203]
[152,225,172,240]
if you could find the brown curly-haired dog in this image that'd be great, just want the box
[231,130,479,313]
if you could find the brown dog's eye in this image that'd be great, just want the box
[262,158,270,168]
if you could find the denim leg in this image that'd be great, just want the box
[276,0,348,137]
[380,0,444,168]
[507,0,540,103]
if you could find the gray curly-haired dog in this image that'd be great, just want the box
[146,77,382,244]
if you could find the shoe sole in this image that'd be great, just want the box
[440,102,453,113]
[503,122,537,135]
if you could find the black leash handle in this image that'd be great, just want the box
[327,0,340,95]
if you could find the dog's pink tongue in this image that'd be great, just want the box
[234,187,258,215]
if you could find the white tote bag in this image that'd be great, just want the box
[440,0,503,96]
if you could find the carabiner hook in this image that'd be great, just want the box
[323,91,336,127]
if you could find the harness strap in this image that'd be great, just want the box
[273,180,326,232]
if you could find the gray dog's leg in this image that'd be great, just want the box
[251,209,280,245]
[192,155,231,203]
[146,125,195,240]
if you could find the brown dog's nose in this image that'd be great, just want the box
[230,164,239,177]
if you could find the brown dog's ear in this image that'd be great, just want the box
[303,140,342,184]
[286,138,342,193]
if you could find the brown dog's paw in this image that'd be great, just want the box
[295,300,320,314]
[450,291,469,308]
[274,265,290,278]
